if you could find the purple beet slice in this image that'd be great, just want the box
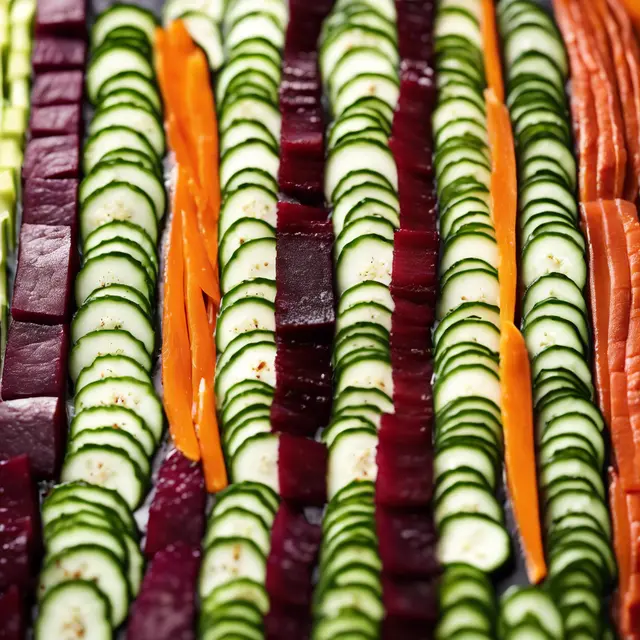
[31,71,84,106]
[390,230,438,304]
[11,224,73,324]
[280,107,324,153]
[2,322,69,400]
[23,135,80,179]
[126,543,200,640]
[278,152,325,206]
[22,178,78,228]
[284,0,334,56]
[264,602,312,640]
[0,585,25,640]
[390,134,434,178]
[278,433,327,505]
[277,200,327,231]
[0,396,66,479]
[376,415,433,507]
[376,508,438,577]
[381,574,439,622]
[144,449,205,558]
[275,230,335,337]
[29,104,81,138]
[0,456,39,528]
[266,503,321,607]
[36,0,86,37]
[32,37,86,71]
[0,519,31,591]
[271,385,331,437]
[390,299,434,351]
[382,617,434,640]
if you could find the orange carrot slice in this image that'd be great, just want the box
[581,201,612,425]
[500,321,546,584]
[485,89,517,325]
[481,0,504,102]
[161,169,199,461]
[610,468,632,626]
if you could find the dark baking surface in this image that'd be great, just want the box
[86,0,564,596]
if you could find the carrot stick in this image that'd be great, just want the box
[500,321,546,584]
[620,0,640,30]
[185,50,221,273]
[485,89,517,325]
[481,0,504,102]
[183,196,227,492]
[610,468,632,630]
[161,171,200,461]
[554,0,600,201]
[581,201,612,425]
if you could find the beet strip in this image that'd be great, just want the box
[265,2,334,638]
[374,1,440,636]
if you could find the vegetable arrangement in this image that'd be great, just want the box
[4,0,640,637]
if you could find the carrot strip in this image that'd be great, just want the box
[481,0,504,102]
[601,199,640,492]
[597,0,640,202]
[580,202,612,425]
[500,321,546,584]
[485,89,517,325]
[183,196,227,491]
[554,0,600,201]
[185,51,221,273]
[611,468,632,598]
[161,171,200,461]
[568,0,626,199]
[609,0,640,201]
[620,0,640,29]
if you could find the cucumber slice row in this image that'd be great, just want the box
[500,0,611,637]
[199,1,288,638]
[313,0,400,636]
[36,6,167,636]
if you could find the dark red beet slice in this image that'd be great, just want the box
[395,0,436,63]
[11,225,74,324]
[278,152,325,206]
[31,71,84,106]
[278,434,327,505]
[0,586,25,640]
[22,178,78,228]
[390,135,434,178]
[396,171,437,231]
[0,520,31,591]
[284,0,334,56]
[376,415,433,507]
[144,449,205,558]
[391,230,438,304]
[29,104,81,137]
[381,574,439,622]
[277,200,328,231]
[2,322,69,400]
[275,230,334,336]
[271,386,331,437]
[32,37,86,71]
[36,0,86,37]
[0,456,39,528]
[23,135,80,179]
[381,616,434,640]
[280,107,324,152]
[264,602,312,640]
[0,396,66,479]
[390,300,434,352]
[266,503,320,608]
[126,544,200,640]
[376,508,439,577]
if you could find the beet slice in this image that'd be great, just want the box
[23,135,80,179]
[390,135,434,178]
[278,433,327,505]
[376,415,434,507]
[144,449,206,558]
[32,37,86,71]
[0,520,31,591]
[376,508,439,577]
[277,200,328,232]
[271,385,331,437]
[395,0,436,64]
[390,299,434,352]
[275,229,335,336]
[264,602,312,640]
[390,230,438,304]
[0,585,25,640]
[36,0,86,37]
[22,178,78,228]
[11,225,74,324]
[0,396,66,479]
[29,104,81,138]
[278,151,325,206]
[266,503,321,608]
[280,107,324,152]
[284,0,334,56]
[31,71,84,106]
[381,574,439,622]
[2,322,69,400]
[381,617,434,640]
[0,456,39,528]
[126,544,200,640]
